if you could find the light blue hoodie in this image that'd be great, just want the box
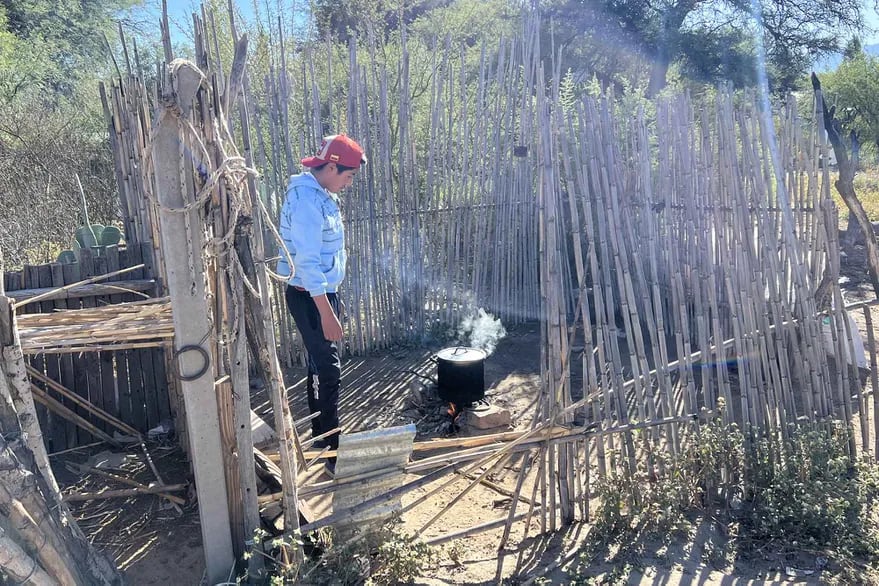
[277,172,346,296]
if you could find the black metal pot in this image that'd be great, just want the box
[433,346,486,406]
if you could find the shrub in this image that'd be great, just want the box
[573,413,879,583]
[744,423,879,558]
[245,520,434,585]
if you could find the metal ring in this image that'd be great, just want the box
[174,344,210,381]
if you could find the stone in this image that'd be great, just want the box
[408,380,428,394]
[464,404,512,430]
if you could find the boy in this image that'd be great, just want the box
[277,134,366,475]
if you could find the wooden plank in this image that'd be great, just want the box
[140,241,158,292]
[6,271,21,293]
[23,265,50,451]
[52,263,79,451]
[153,348,171,423]
[79,249,101,443]
[142,344,160,429]
[140,239,182,452]
[6,280,156,304]
[138,240,172,427]
[39,263,67,453]
[30,386,120,448]
[61,261,88,446]
[100,248,120,423]
[127,351,148,433]
[125,245,148,432]
[27,366,141,438]
[112,246,134,432]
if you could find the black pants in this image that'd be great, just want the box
[285,286,341,451]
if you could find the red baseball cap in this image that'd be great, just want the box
[301,134,367,168]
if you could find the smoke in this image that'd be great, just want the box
[457,308,507,355]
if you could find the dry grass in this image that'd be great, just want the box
[831,167,879,222]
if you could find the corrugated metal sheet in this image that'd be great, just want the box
[332,424,416,528]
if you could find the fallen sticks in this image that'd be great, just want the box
[64,483,187,503]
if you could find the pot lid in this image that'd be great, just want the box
[436,346,486,362]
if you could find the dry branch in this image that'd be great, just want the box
[63,484,188,503]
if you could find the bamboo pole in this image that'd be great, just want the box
[69,464,185,507]
[64,484,187,503]
[30,385,121,448]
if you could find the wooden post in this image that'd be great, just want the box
[151,59,234,583]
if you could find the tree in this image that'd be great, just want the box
[822,43,879,158]
[311,0,453,41]
[541,0,863,95]
[0,1,142,268]
[0,0,139,101]
[813,72,879,296]
[818,40,879,245]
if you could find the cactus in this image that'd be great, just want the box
[74,224,105,249]
[99,225,122,246]
[70,223,124,258]
[57,250,77,264]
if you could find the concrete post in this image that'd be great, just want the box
[151,59,234,584]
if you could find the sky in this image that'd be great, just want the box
[865,4,879,44]
[140,0,309,44]
[138,0,879,61]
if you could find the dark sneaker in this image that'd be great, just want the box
[323,460,336,479]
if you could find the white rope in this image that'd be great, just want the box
[256,192,296,283]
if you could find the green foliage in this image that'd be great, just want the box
[73,224,122,250]
[312,0,451,42]
[245,521,434,585]
[0,1,140,268]
[0,0,139,101]
[822,49,879,149]
[0,95,120,268]
[573,415,879,583]
[591,411,745,543]
[540,0,863,94]
[410,0,518,48]
[744,424,879,558]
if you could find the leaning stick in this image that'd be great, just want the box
[11,264,145,310]
[27,365,141,438]
[138,439,183,514]
[423,507,543,546]
[69,463,185,506]
[455,470,533,505]
[64,483,188,502]
[300,427,340,449]
[30,385,120,447]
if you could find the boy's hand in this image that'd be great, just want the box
[320,312,344,341]
[313,294,344,341]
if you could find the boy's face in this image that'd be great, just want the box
[323,163,359,193]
